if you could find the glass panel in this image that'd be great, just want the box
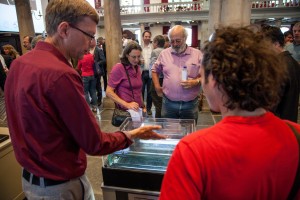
[103,118,195,173]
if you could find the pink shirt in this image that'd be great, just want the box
[108,63,143,110]
[77,53,94,77]
[160,112,300,200]
[5,42,132,180]
[152,46,202,101]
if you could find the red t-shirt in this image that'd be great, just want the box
[77,53,94,77]
[5,42,132,180]
[160,112,300,200]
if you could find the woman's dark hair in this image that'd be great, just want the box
[120,41,142,66]
[283,30,293,38]
[201,27,287,111]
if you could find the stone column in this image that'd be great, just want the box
[220,0,251,27]
[104,0,122,74]
[15,0,35,55]
[207,0,251,36]
[207,0,222,36]
[103,0,123,108]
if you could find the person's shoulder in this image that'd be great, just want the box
[160,47,171,55]
[188,46,201,54]
[111,63,124,72]
[285,43,294,50]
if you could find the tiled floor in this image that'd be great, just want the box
[1,92,299,200]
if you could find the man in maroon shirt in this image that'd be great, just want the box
[4,0,164,199]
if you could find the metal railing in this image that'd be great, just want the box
[96,0,299,16]
[251,0,299,8]
[96,1,209,16]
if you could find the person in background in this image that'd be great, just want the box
[261,25,300,122]
[141,30,153,116]
[122,30,134,48]
[4,1,164,199]
[0,54,8,91]
[94,37,106,106]
[106,41,146,120]
[97,36,108,93]
[23,35,33,51]
[77,41,98,113]
[160,26,300,200]
[152,25,202,123]
[284,30,293,46]
[149,35,165,118]
[163,34,170,48]
[2,44,20,61]
[31,35,45,49]
[285,22,300,63]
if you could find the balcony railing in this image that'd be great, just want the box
[96,0,299,16]
[251,0,299,8]
[97,1,208,16]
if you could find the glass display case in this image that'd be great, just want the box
[102,118,195,200]
[104,118,195,172]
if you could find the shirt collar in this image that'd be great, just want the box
[35,41,72,68]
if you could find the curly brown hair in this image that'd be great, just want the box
[202,27,287,111]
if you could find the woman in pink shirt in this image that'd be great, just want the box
[106,41,146,123]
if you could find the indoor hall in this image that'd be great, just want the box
[0,0,300,199]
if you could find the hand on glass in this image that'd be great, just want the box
[128,125,166,140]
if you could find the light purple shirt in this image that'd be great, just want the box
[108,63,143,110]
[152,46,202,101]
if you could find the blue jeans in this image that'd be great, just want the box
[82,76,97,107]
[22,173,95,200]
[161,95,199,123]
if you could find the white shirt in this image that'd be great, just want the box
[141,43,152,70]
[0,55,7,69]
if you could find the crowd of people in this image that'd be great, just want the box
[0,0,299,199]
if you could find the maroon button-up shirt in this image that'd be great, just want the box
[5,42,132,180]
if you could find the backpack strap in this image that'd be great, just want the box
[286,122,300,200]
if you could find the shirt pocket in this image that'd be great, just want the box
[187,63,200,79]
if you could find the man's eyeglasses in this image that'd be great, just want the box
[69,24,95,41]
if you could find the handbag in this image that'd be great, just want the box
[111,107,131,127]
[111,64,135,127]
